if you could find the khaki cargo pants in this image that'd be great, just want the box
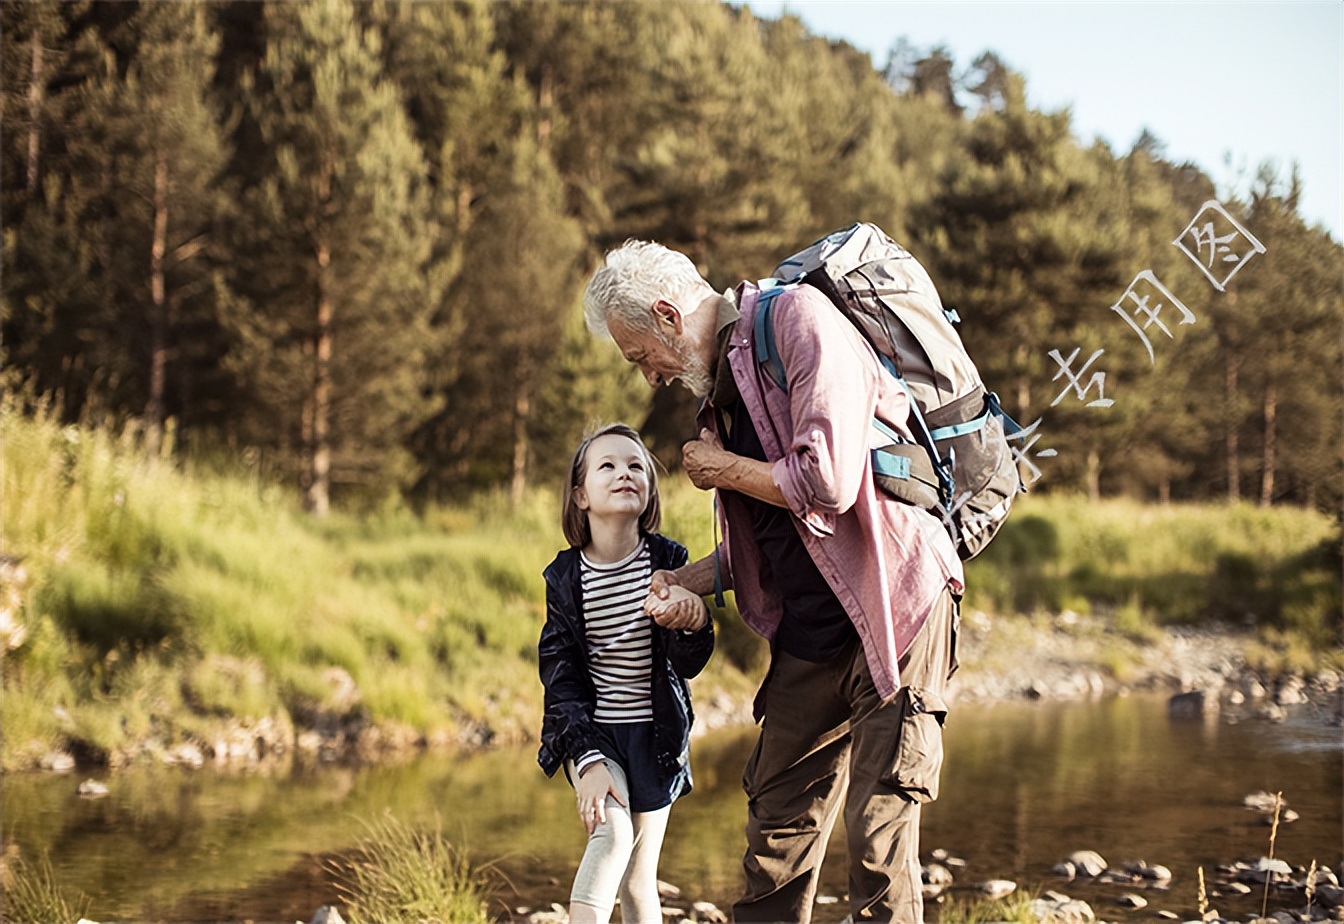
[733,588,959,924]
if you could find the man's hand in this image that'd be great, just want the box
[645,583,708,631]
[650,568,682,602]
[683,427,788,507]
[575,762,624,836]
[682,428,728,490]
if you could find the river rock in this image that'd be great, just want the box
[1124,860,1173,881]
[307,907,346,924]
[1053,860,1079,880]
[928,847,967,869]
[923,862,954,898]
[1312,670,1342,693]
[41,749,75,772]
[1259,808,1299,825]
[1067,850,1108,877]
[1233,858,1294,885]
[1170,689,1213,719]
[1311,866,1341,888]
[1275,675,1309,705]
[1313,883,1344,909]
[1116,892,1148,908]
[527,903,568,924]
[976,879,1017,900]
[1244,790,1286,813]
[1029,895,1096,923]
[166,742,205,769]
[690,900,727,923]
[77,778,109,797]
[1256,701,1287,722]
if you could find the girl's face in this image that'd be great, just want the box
[575,433,651,524]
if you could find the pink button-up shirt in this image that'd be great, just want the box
[699,282,964,702]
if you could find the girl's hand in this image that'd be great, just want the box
[575,762,623,835]
[645,584,708,631]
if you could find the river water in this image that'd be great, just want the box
[7,693,1340,923]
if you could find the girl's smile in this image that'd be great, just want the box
[576,433,652,521]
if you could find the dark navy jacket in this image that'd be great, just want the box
[537,533,714,788]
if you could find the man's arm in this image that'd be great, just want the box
[682,427,786,507]
[652,549,723,598]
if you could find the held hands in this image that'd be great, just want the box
[644,581,708,631]
[575,761,623,836]
[682,428,728,491]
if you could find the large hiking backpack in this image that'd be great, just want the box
[755,222,1023,560]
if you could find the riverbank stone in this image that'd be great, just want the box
[1029,893,1097,923]
[1067,850,1109,878]
[307,907,346,924]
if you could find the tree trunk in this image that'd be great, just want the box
[1225,357,1240,502]
[1259,379,1277,507]
[510,357,532,507]
[305,160,334,517]
[1014,344,1031,419]
[26,30,44,194]
[145,149,170,455]
[537,68,553,146]
[1086,449,1101,502]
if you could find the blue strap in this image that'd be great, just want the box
[753,286,789,391]
[988,392,1025,439]
[871,449,912,480]
[712,494,725,608]
[929,412,989,442]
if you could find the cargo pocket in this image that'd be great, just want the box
[881,686,949,803]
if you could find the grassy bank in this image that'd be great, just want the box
[1,403,1339,772]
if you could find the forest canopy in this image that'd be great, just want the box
[4,0,1340,515]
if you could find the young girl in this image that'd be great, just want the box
[538,423,714,924]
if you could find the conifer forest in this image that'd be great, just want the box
[4,0,1341,516]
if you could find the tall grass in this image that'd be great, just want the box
[968,493,1340,637]
[0,848,92,924]
[2,398,1339,771]
[329,812,495,924]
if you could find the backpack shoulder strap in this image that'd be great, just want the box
[752,282,791,392]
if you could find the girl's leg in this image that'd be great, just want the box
[618,805,671,924]
[569,761,635,924]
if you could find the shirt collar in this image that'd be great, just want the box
[708,289,742,408]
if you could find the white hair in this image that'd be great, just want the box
[583,240,710,338]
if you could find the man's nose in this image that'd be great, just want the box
[642,367,663,388]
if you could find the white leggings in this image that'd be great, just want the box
[568,760,671,923]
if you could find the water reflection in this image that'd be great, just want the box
[7,694,1340,923]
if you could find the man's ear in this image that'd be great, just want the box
[651,299,684,337]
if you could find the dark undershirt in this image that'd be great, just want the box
[715,391,856,663]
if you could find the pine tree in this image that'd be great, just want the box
[229,0,434,514]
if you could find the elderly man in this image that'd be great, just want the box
[583,240,964,924]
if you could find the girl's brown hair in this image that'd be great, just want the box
[561,423,661,549]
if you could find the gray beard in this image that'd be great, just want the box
[674,351,713,398]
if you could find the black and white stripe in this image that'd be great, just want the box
[582,540,654,723]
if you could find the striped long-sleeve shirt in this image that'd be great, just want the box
[581,540,653,723]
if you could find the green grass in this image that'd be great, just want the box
[1,398,1339,771]
[329,812,496,924]
[0,848,92,924]
[966,493,1340,634]
[934,889,1040,924]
